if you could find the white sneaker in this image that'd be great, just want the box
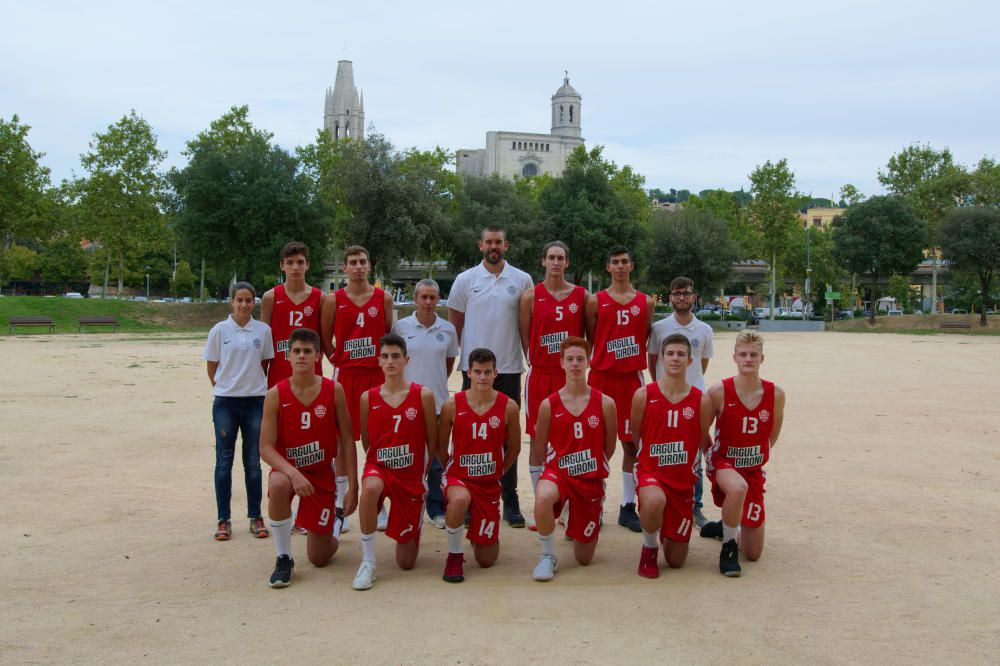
[429,514,446,529]
[352,560,376,590]
[376,507,389,531]
[532,554,558,582]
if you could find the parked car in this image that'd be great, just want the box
[132,296,148,302]
[950,308,967,314]
[179,297,192,303]
[162,297,175,303]
[204,297,219,304]
[837,310,854,320]
[64,292,84,299]
[887,309,903,316]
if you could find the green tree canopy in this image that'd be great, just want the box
[643,208,739,296]
[684,189,758,258]
[0,114,52,243]
[748,159,805,317]
[940,207,1000,326]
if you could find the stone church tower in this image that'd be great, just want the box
[323,60,364,140]
[551,73,582,138]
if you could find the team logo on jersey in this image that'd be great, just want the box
[489,415,500,429]
[569,302,579,314]
[314,405,327,418]
[682,406,695,420]
[253,338,262,349]
[368,306,378,317]
[303,305,314,317]
[435,332,445,342]
[587,415,599,429]
[691,339,700,349]
[759,409,770,422]
[405,407,418,421]
[630,305,641,316]
[507,285,517,296]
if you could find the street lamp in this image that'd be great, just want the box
[145,265,151,301]
[805,227,812,318]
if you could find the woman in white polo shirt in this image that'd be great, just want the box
[203,282,275,541]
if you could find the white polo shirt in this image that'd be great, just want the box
[203,316,274,397]
[448,261,533,373]
[392,313,459,413]
[648,313,714,390]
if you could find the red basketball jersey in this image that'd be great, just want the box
[365,383,428,487]
[544,389,610,480]
[530,283,587,370]
[275,378,338,494]
[590,290,647,372]
[332,287,386,371]
[636,382,703,490]
[268,284,324,387]
[447,391,509,485]
[711,377,775,472]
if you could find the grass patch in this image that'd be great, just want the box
[0,297,232,335]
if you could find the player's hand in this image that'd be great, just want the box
[291,470,315,497]
[342,484,359,516]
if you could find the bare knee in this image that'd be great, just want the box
[396,544,419,570]
[476,554,497,569]
[269,472,292,496]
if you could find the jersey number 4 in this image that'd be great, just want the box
[355,312,365,327]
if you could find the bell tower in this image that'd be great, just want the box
[324,60,364,141]
[551,72,581,139]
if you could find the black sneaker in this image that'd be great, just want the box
[503,493,526,528]
[700,520,723,540]
[617,502,642,532]
[269,555,294,588]
[719,539,741,577]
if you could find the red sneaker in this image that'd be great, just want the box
[443,553,465,583]
[249,517,270,538]
[637,545,659,579]
[214,520,232,541]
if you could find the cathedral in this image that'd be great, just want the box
[456,74,585,179]
[323,60,364,141]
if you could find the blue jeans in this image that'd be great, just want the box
[694,451,704,509]
[212,396,264,521]
[426,457,445,519]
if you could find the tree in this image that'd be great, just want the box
[971,157,1000,206]
[887,274,913,312]
[833,196,927,323]
[685,189,759,259]
[0,243,40,285]
[76,110,168,297]
[644,208,739,296]
[940,207,1000,326]
[39,234,88,290]
[782,225,842,311]
[171,259,196,298]
[747,159,805,319]
[0,115,51,245]
[838,184,864,207]
[878,144,970,314]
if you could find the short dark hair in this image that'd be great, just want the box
[467,347,497,369]
[661,333,691,356]
[280,242,309,262]
[481,226,506,240]
[289,327,321,352]
[380,332,407,356]
[670,276,694,292]
[606,245,633,263]
[560,336,592,358]
[230,281,256,299]
[343,245,370,263]
[542,240,569,259]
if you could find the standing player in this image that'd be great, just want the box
[448,226,533,527]
[260,242,324,388]
[701,330,785,577]
[320,246,394,532]
[352,334,438,591]
[437,348,521,582]
[258,328,358,588]
[519,241,587,522]
[647,276,715,528]
[631,334,714,578]
[585,246,654,532]
[531,337,617,582]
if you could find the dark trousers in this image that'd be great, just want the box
[212,396,264,521]
[462,371,521,497]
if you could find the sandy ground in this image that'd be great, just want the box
[1,330,998,664]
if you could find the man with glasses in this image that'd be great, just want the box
[647,277,715,528]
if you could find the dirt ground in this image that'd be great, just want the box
[0,331,997,664]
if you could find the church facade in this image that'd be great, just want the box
[456,75,585,179]
[324,60,364,141]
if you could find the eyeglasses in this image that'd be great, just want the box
[670,291,694,298]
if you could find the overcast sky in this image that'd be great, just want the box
[5,0,999,199]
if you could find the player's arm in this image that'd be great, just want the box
[320,291,337,364]
[259,387,315,496]
[584,292,598,342]
[601,394,618,460]
[333,383,359,515]
[383,290,394,332]
[645,295,655,339]
[421,387,439,464]
[705,381,725,450]
[206,361,218,387]
[770,386,786,448]
[448,307,465,345]
[647,325,659,380]
[530,399,552,466]
[445,356,456,377]
[519,288,533,361]
[436,397,456,466]
[702,332,714,375]
[260,288,275,326]
[699,391,714,451]
[359,390,371,453]
[502,399,522,474]
[629,386,647,451]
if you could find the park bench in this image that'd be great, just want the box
[940,319,971,334]
[8,316,55,334]
[78,316,120,333]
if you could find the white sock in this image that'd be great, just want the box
[336,476,348,509]
[723,523,740,543]
[332,514,343,540]
[360,531,376,562]
[270,517,292,557]
[539,532,555,556]
[642,530,658,549]
[446,526,464,554]
[621,471,636,506]
[529,465,543,490]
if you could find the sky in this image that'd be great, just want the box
[4,0,999,199]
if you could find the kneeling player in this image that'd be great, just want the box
[352,334,437,590]
[631,334,713,578]
[259,328,358,588]
[531,337,616,581]
[701,330,785,577]
[437,348,521,582]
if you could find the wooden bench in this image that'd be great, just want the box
[940,319,971,334]
[78,316,120,333]
[8,316,55,334]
